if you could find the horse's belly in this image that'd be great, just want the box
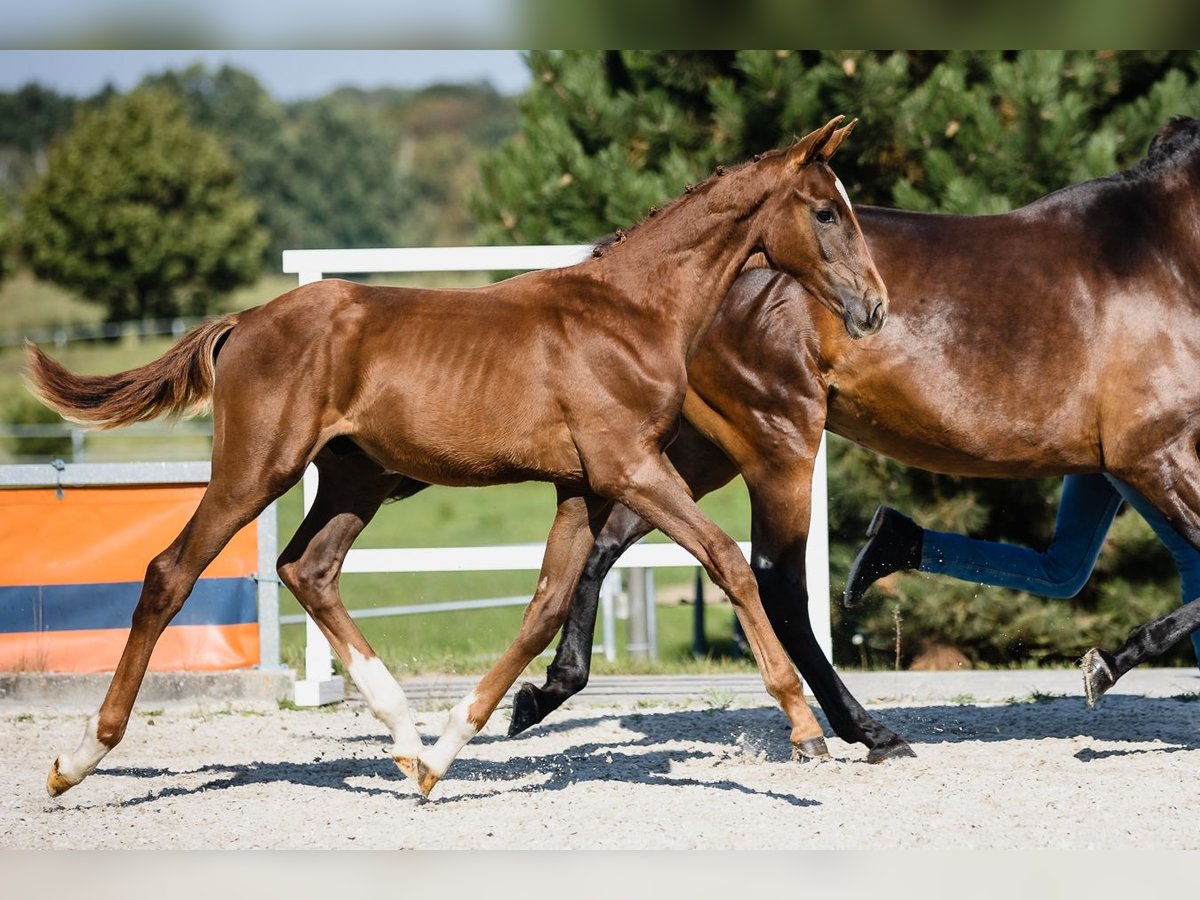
[349,418,586,488]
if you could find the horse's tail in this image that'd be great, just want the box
[24,313,241,430]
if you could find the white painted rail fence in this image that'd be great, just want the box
[282,245,832,706]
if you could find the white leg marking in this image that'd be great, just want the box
[56,715,109,785]
[346,646,422,757]
[419,691,481,777]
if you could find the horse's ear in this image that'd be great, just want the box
[786,115,845,168]
[819,117,857,162]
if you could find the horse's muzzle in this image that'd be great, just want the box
[844,294,888,339]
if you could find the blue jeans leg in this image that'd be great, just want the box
[921,473,1122,598]
[1104,476,1200,668]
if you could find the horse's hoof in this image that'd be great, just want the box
[867,738,917,764]
[393,755,440,798]
[1082,648,1116,709]
[792,736,831,762]
[46,758,74,798]
[508,683,541,737]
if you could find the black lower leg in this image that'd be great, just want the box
[1083,599,1200,706]
[509,534,627,735]
[754,556,915,761]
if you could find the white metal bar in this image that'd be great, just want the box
[0,460,211,487]
[283,244,593,275]
[295,464,343,705]
[280,594,532,625]
[339,541,752,574]
[600,572,618,663]
[806,433,833,663]
[256,501,281,670]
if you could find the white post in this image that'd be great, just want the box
[292,412,345,705]
[806,433,834,663]
[600,571,618,662]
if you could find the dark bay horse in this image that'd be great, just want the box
[26,117,888,798]
[513,115,1200,758]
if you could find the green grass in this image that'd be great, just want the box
[2,271,760,676]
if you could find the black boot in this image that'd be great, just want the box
[843,506,923,608]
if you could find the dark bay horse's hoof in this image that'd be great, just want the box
[792,736,831,762]
[1082,648,1117,709]
[508,683,542,736]
[866,737,917,764]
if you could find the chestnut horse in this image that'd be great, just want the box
[26,117,887,798]
[512,115,1200,759]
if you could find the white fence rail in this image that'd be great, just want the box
[282,245,832,706]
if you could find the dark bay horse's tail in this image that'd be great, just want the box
[24,313,240,430]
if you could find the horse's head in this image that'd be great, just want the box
[758,116,888,339]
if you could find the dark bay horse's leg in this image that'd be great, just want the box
[508,503,654,734]
[1081,601,1200,706]
[600,454,829,757]
[509,424,735,734]
[276,446,434,762]
[408,487,613,796]
[743,456,916,763]
[1081,453,1200,704]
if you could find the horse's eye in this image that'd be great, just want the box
[815,208,836,225]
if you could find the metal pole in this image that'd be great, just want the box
[806,433,834,663]
[600,571,618,662]
[691,568,707,658]
[627,567,649,659]
[644,568,658,661]
[256,500,281,670]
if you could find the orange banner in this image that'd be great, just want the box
[0,623,258,673]
[0,486,256,586]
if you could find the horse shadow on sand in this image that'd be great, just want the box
[88,693,1200,809]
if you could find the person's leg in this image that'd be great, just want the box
[845,474,1123,605]
[1104,475,1200,668]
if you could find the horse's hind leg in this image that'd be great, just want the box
[510,423,740,735]
[276,447,429,763]
[410,487,611,796]
[508,502,653,735]
[47,462,305,797]
[1082,601,1200,706]
[1083,444,1200,703]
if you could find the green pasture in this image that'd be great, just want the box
[1,274,760,676]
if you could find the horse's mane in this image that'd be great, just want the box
[592,145,791,252]
[1120,115,1200,181]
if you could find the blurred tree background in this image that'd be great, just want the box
[4,51,1200,668]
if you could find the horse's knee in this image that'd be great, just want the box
[277,557,337,610]
[133,555,190,622]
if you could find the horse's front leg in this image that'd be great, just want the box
[744,458,915,762]
[603,452,829,759]
[403,487,611,797]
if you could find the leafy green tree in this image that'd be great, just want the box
[141,65,294,264]
[20,87,266,322]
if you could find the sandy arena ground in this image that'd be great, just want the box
[3,670,1200,850]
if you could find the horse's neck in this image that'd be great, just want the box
[597,183,771,352]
